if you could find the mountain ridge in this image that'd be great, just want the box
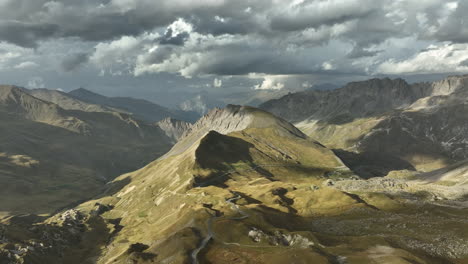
[65,105,352,263]
[164,104,308,159]
[27,88,119,113]
[0,85,173,215]
[156,117,192,143]
[69,87,199,123]
[261,74,468,174]
[3,96,468,264]
[260,77,431,123]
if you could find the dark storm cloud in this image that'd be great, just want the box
[0,0,263,47]
[0,21,58,48]
[431,1,468,43]
[188,44,315,76]
[0,0,394,48]
[61,52,90,72]
[459,59,468,67]
[347,47,381,59]
[60,14,152,42]
[0,0,178,47]
[158,29,190,46]
[1,0,465,50]
[269,0,377,32]
[1,0,468,88]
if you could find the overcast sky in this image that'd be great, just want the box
[0,0,467,104]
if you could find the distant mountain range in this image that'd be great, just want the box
[4,103,468,264]
[27,88,118,113]
[3,76,468,264]
[177,89,300,115]
[68,88,200,122]
[261,75,468,177]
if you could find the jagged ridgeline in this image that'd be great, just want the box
[156,117,193,143]
[4,103,468,264]
[261,75,468,175]
[0,105,357,263]
[68,88,199,123]
[0,85,174,215]
[2,77,468,264]
[81,105,355,264]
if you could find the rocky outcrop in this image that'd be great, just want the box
[247,227,314,248]
[357,76,468,163]
[357,104,468,161]
[183,104,305,139]
[156,117,192,143]
[260,75,468,171]
[164,105,307,158]
[0,210,113,264]
[333,177,409,193]
[261,75,468,128]
[429,74,468,96]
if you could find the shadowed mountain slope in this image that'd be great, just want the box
[6,105,356,263]
[69,88,199,122]
[3,104,468,264]
[11,104,468,264]
[0,85,173,215]
[78,105,352,264]
[261,75,468,174]
[260,78,431,123]
[164,105,307,158]
[26,88,118,113]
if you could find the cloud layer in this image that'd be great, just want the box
[0,0,467,93]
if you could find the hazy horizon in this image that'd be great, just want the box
[1,0,468,106]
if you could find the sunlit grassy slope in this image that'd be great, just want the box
[59,106,466,264]
[68,106,355,263]
[3,105,468,264]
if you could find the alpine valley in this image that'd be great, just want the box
[2,75,468,264]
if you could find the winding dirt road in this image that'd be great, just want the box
[191,194,247,264]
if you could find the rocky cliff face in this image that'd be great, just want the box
[183,104,306,138]
[156,117,192,143]
[8,104,468,264]
[165,104,307,158]
[260,78,431,123]
[261,75,468,125]
[52,105,350,264]
[360,77,468,164]
[429,74,468,95]
[260,75,468,173]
